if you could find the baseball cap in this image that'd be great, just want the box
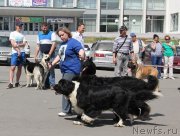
[119,26,128,31]
[130,32,136,37]
[15,22,23,27]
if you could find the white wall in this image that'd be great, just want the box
[166,0,180,33]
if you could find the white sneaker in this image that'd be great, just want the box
[169,77,175,80]
[58,112,71,117]
[58,112,68,117]
[163,76,168,79]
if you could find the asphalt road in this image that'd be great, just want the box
[0,66,180,136]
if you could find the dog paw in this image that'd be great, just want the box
[35,87,39,90]
[114,120,125,127]
[26,84,30,87]
[73,121,83,125]
[81,114,94,124]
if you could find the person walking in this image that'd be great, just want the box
[113,26,134,77]
[162,35,176,80]
[150,34,163,79]
[34,22,57,89]
[7,22,27,89]
[48,27,85,116]
[130,32,146,64]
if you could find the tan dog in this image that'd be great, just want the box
[128,61,159,92]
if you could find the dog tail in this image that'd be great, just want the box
[133,91,161,102]
[146,75,159,90]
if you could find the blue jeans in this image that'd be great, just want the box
[151,55,162,79]
[61,73,78,113]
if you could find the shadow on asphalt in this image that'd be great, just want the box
[64,112,167,127]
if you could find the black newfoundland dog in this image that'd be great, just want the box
[54,75,161,127]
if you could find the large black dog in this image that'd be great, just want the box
[54,77,160,127]
[73,75,160,121]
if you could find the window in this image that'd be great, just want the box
[124,15,142,33]
[100,15,119,32]
[4,17,9,30]
[146,16,164,33]
[78,14,96,32]
[0,17,3,30]
[100,0,119,10]
[147,0,165,10]
[77,0,96,9]
[54,0,73,8]
[124,0,143,10]
[171,13,178,31]
[0,0,4,6]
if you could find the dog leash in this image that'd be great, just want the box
[142,64,180,69]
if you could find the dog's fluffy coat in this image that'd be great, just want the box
[127,61,159,92]
[54,75,160,127]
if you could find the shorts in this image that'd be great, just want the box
[11,52,25,66]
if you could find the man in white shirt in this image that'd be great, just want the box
[130,32,146,64]
[72,22,85,48]
[7,22,27,89]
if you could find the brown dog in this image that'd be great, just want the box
[128,61,159,92]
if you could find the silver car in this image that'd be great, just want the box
[0,36,30,65]
[90,40,114,68]
[0,36,11,64]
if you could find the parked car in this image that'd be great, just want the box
[0,36,11,64]
[0,36,30,65]
[90,40,114,68]
[173,46,180,73]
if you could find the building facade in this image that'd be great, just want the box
[0,0,178,34]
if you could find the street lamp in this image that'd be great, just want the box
[123,16,128,27]
[115,18,119,23]
[132,19,136,24]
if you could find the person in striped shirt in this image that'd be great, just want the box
[113,26,134,77]
[34,22,57,90]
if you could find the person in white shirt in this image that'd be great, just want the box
[130,32,146,64]
[72,22,85,48]
[7,22,27,89]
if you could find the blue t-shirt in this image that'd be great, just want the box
[59,38,83,74]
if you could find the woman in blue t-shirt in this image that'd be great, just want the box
[49,27,85,116]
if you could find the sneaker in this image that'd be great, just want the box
[58,112,71,117]
[7,83,13,89]
[15,82,20,87]
[163,77,168,79]
[169,77,175,80]
[50,85,54,90]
